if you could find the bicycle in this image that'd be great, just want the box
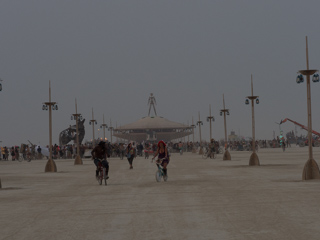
[202,148,216,159]
[18,154,33,162]
[96,160,108,185]
[179,148,183,155]
[155,158,168,182]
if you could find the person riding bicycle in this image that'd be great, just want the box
[209,139,215,158]
[178,141,183,153]
[152,140,169,176]
[91,141,109,179]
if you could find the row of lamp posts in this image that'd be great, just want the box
[194,94,232,160]
[40,36,320,180]
[193,36,320,180]
[42,83,114,172]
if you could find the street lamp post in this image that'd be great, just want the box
[245,75,260,166]
[71,99,83,165]
[207,104,215,140]
[108,119,114,144]
[197,112,203,154]
[191,117,196,153]
[89,108,97,147]
[100,114,108,142]
[296,36,320,180]
[42,81,58,172]
[220,94,231,160]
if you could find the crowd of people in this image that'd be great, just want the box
[0,133,311,162]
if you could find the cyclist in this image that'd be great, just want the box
[209,139,215,158]
[178,141,183,154]
[91,141,109,179]
[152,140,169,176]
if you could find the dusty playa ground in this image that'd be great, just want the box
[1,147,320,240]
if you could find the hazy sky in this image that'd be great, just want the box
[1,0,320,146]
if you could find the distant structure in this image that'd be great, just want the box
[148,93,157,116]
[113,116,192,142]
[114,95,192,142]
[59,119,85,146]
[228,130,239,141]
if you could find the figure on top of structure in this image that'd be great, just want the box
[148,93,157,116]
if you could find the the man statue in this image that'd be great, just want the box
[148,93,157,116]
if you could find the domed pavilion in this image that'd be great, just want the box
[113,94,192,142]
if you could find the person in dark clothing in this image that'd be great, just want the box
[126,143,135,169]
[91,141,109,179]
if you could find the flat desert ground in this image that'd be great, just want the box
[1,147,320,240]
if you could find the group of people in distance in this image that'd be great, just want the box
[91,140,170,180]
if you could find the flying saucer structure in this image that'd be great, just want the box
[113,116,193,142]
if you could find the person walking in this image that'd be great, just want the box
[1,147,5,160]
[126,143,135,169]
[5,147,9,160]
[11,147,15,161]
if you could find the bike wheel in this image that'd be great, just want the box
[103,168,107,185]
[202,152,208,159]
[163,174,168,182]
[155,170,162,182]
[98,170,102,185]
[218,148,223,154]
[18,156,23,162]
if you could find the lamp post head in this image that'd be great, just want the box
[256,98,260,104]
[245,99,249,105]
[312,73,319,82]
[227,111,230,116]
[0,83,2,91]
[220,112,222,116]
[296,74,304,84]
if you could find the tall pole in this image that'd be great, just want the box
[209,105,212,140]
[187,120,189,142]
[49,82,53,162]
[116,122,118,143]
[306,37,312,161]
[198,112,202,143]
[223,96,227,144]
[246,75,259,166]
[251,77,256,155]
[89,108,97,147]
[100,114,108,141]
[43,81,57,172]
[103,115,106,140]
[197,112,203,154]
[192,117,195,143]
[109,119,114,144]
[73,99,82,165]
[207,104,214,140]
[191,117,196,153]
[298,36,320,180]
[220,94,231,160]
